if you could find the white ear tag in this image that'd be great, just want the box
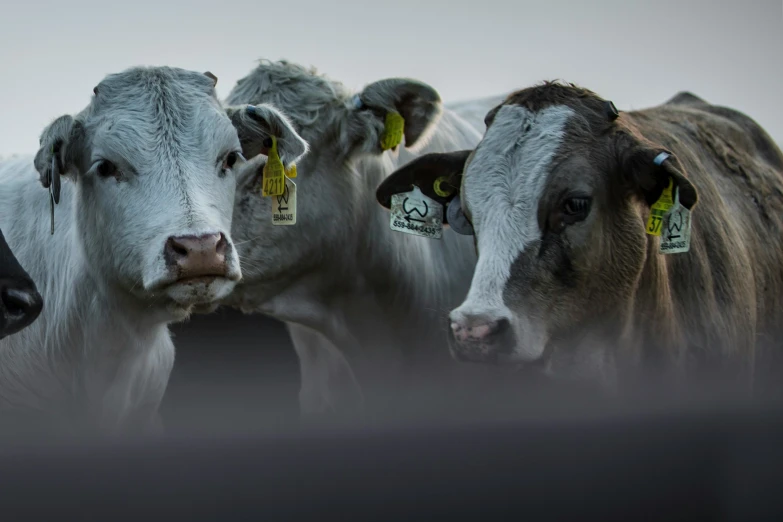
[272,177,297,226]
[659,186,692,254]
[389,186,443,240]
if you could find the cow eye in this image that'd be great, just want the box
[223,152,238,170]
[96,160,118,178]
[221,151,242,175]
[562,197,591,222]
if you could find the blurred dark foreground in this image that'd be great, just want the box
[1,404,783,522]
[1,309,783,521]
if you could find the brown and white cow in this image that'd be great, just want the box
[377,82,783,394]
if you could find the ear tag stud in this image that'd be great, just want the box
[433,176,455,198]
[389,186,443,240]
[646,177,674,236]
[659,186,692,254]
[381,111,405,151]
[261,136,286,197]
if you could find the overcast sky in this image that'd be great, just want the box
[0,0,780,157]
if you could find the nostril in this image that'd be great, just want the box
[165,237,190,267]
[451,316,509,342]
[215,233,227,256]
[170,240,188,258]
[2,288,39,316]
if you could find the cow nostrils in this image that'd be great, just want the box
[447,312,517,364]
[164,233,232,282]
[0,279,44,339]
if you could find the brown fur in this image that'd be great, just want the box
[514,82,783,391]
[381,80,783,394]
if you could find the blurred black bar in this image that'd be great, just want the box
[1,407,783,522]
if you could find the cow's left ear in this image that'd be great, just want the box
[343,78,443,158]
[226,104,309,167]
[376,150,472,232]
[618,132,698,211]
[34,114,87,193]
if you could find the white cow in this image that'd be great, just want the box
[223,60,523,418]
[0,66,307,434]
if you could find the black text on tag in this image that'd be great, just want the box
[389,186,443,240]
[272,177,297,226]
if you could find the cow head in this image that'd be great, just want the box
[0,228,43,339]
[33,67,306,319]
[224,60,442,297]
[376,81,699,369]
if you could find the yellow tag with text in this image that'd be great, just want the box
[262,136,285,197]
[381,111,405,151]
[646,178,674,236]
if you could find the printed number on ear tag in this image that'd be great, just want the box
[646,178,674,236]
[272,177,297,226]
[659,186,691,254]
[381,112,405,151]
[390,186,443,240]
[262,136,285,197]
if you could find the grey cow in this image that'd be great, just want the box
[222,60,525,418]
[0,66,307,434]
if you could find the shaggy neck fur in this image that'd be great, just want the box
[0,158,174,433]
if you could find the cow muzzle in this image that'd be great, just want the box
[0,278,44,339]
[447,311,518,364]
[151,231,241,308]
[164,232,231,282]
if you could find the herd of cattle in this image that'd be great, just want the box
[1,59,782,434]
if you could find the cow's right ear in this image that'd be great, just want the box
[376,150,472,230]
[34,115,86,189]
[225,104,309,168]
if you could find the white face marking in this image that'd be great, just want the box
[450,104,574,359]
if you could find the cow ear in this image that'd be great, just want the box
[344,78,443,157]
[376,149,471,215]
[34,114,86,190]
[618,132,698,211]
[226,104,309,167]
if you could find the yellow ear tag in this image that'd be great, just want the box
[381,111,405,151]
[262,136,285,197]
[646,178,674,236]
[285,163,297,179]
[433,176,455,198]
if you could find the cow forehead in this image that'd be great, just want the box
[462,104,573,286]
[87,68,236,155]
[464,104,575,222]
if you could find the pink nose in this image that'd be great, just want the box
[164,233,228,280]
[450,319,502,343]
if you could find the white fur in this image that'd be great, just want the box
[450,104,574,361]
[223,61,526,413]
[0,66,267,432]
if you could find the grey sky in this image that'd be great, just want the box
[0,0,780,157]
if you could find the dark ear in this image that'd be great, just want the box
[226,104,309,167]
[618,133,698,211]
[33,114,86,196]
[345,78,443,157]
[376,149,471,219]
